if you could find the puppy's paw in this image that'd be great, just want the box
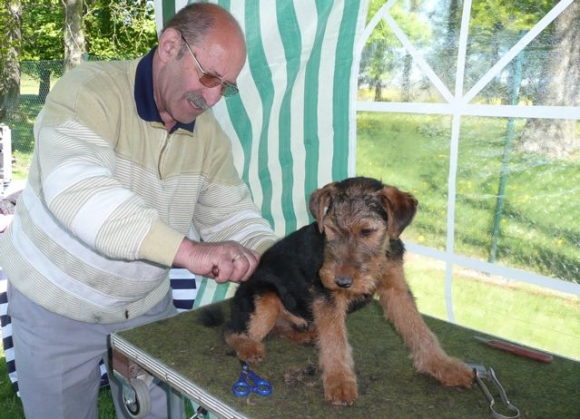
[236,341,266,364]
[438,359,475,388]
[323,374,358,406]
[289,329,318,346]
[225,332,266,364]
[421,356,474,388]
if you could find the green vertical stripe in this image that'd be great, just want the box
[162,0,176,28]
[218,0,256,192]
[244,0,276,227]
[212,282,232,302]
[276,2,302,234]
[303,0,333,208]
[332,0,361,180]
[224,98,254,185]
[193,277,208,308]
[216,0,230,10]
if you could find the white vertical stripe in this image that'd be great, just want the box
[259,1,286,234]
[442,0,474,323]
[215,0,248,178]
[196,278,217,307]
[349,0,370,176]
[213,2,267,214]
[153,0,164,36]
[292,1,319,225]
[316,0,343,187]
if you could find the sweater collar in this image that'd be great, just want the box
[134,47,195,134]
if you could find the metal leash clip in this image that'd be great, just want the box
[466,363,521,419]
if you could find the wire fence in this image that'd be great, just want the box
[1,59,114,186]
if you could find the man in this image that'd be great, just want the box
[0,3,278,418]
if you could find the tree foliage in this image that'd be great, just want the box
[83,0,157,60]
[19,0,157,62]
[360,0,578,157]
[20,0,63,61]
[359,0,432,101]
[1,0,157,118]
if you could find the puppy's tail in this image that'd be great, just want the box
[196,304,225,328]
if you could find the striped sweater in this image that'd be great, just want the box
[0,50,277,323]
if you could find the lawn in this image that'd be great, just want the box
[405,254,580,361]
[356,112,580,283]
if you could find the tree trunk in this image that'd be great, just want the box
[439,0,459,91]
[0,0,22,121]
[64,0,85,72]
[373,80,383,102]
[517,1,580,158]
[401,0,419,102]
[38,67,51,102]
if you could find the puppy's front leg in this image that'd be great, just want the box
[377,265,474,388]
[312,295,358,406]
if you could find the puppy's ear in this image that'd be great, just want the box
[380,186,418,238]
[309,183,336,233]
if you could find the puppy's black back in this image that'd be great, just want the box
[228,223,326,333]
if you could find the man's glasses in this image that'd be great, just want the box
[180,35,239,97]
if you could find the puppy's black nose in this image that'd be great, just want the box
[335,276,353,288]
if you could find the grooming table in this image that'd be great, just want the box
[110,300,580,419]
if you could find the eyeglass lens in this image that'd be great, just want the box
[198,74,238,97]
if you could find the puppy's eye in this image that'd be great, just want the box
[360,228,375,237]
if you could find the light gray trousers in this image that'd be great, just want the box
[7,285,185,419]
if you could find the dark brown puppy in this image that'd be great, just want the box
[225,177,473,405]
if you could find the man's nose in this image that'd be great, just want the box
[204,86,223,108]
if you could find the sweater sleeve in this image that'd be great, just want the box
[189,113,278,253]
[32,117,183,265]
[31,69,185,266]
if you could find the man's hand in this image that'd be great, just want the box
[173,238,260,283]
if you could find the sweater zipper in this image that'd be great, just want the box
[158,131,170,179]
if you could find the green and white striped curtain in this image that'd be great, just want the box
[154,0,369,306]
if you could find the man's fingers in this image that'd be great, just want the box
[213,249,259,283]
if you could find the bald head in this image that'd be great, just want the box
[153,3,247,128]
[163,3,246,53]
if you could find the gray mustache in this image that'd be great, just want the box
[186,92,209,110]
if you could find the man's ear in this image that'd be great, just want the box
[157,28,182,63]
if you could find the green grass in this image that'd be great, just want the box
[405,254,580,361]
[356,112,580,282]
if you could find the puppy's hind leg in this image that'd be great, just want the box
[226,292,281,364]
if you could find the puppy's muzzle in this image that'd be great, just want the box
[335,276,353,288]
